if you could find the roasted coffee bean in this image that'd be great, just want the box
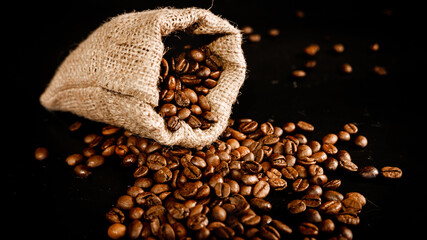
[158,223,175,240]
[241,213,261,226]
[319,219,335,232]
[116,195,135,210]
[292,178,309,192]
[324,157,339,171]
[167,116,181,131]
[302,194,322,208]
[108,223,126,239]
[299,222,319,236]
[154,166,173,183]
[250,197,272,212]
[344,123,358,134]
[287,199,306,214]
[184,165,202,180]
[35,147,48,161]
[147,153,167,170]
[188,48,206,62]
[381,166,403,179]
[65,153,83,166]
[306,185,323,196]
[324,190,345,202]
[336,212,360,225]
[345,192,366,206]
[187,213,209,231]
[74,164,92,178]
[297,121,314,132]
[339,159,358,172]
[86,155,105,168]
[187,115,202,128]
[322,143,338,155]
[253,180,270,198]
[128,220,143,240]
[319,200,342,215]
[338,130,351,141]
[281,166,299,180]
[354,135,368,148]
[215,182,231,198]
[306,208,322,223]
[268,178,287,190]
[106,207,125,224]
[259,225,281,240]
[358,165,379,179]
[341,198,363,214]
[323,179,341,190]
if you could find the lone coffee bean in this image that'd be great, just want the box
[41,114,403,239]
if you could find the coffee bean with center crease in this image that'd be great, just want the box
[381,166,403,179]
[253,180,270,198]
[299,222,319,236]
[287,199,306,214]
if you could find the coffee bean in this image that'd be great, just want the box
[253,180,270,198]
[128,220,143,239]
[358,165,379,179]
[116,195,134,210]
[106,207,125,224]
[34,147,48,161]
[259,225,281,240]
[319,200,342,215]
[304,44,320,56]
[147,153,167,170]
[319,219,335,232]
[167,116,182,131]
[188,49,206,62]
[306,208,322,223]
[158,223,175,240]
[292,178,309,192]
[381,166,403,179]
[107,223,126,239]
[65,153,84,166]
[343,123,358,134]
[354,135,368,148]
[297,121,314,132]
[74,164,92,178]
[287,199,306,214]
[215,182,231,198]
[339,159,358,172]
[336,212,360,225]
[86,155,105,168]
[187,213,209,231]
[299,222,319,236]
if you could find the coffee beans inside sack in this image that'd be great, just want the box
[157,45,221,132]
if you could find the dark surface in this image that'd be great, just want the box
[6,0,424,239]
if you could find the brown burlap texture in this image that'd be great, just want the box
[40,7,246,148]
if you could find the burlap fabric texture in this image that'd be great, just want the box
[40,7,246,148]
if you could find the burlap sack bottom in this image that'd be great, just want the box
[40,7,246,148]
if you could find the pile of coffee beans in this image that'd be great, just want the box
[157,45,222,131]
[38,115,402,239]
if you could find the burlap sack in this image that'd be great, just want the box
[40,7,246,148]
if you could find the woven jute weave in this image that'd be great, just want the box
[40,7,246,148]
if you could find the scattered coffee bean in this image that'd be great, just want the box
[358,165,379,179]
[381,166,403,179]
[34,147,48,161]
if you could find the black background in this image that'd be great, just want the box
[5,0,424,239]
